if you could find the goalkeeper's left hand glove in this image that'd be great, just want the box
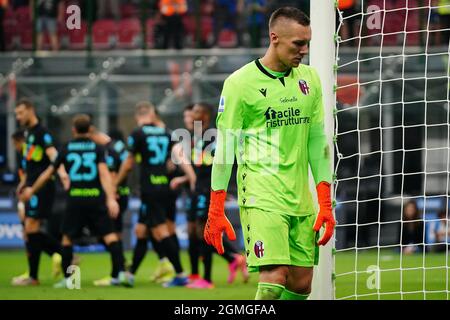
[313,181,336,246]
[204,190,236,255]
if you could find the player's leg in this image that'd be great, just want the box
[144,195,185,286]
[166,193,180,253]
[129,223,148,276]
[94,197,127,285]
[186,218,214,289]
[11,201,29,282]
[116,195,128,265]
[129,201,151,277]
[151,193,179,283]
[187,194,200,281]
[12,216,42,285]
[256,265,289,300]
[282,266,313,300]
[28,184,62,267]
[240,208,292,299]
[151,221,188,287]
[96,206,131,287]
[53,204,81,288]
[279,214,319,300]
[52,234,74,289]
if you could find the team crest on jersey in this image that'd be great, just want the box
[254,240,264,258]
[218,96,225,112]
[299,80,310,95]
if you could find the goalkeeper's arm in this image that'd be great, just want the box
[308,123,335,246]
[204,128,237,254]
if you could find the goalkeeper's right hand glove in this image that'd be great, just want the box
[204,190,236,255]
[313,181,336,246]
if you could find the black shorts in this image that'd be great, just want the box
[25,182,55,219]
[187,192,210,222]
[62,203,114,239]
[112,196,129,233]
[138,193,171,228]
[166,191,178,222]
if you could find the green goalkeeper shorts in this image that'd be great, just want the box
[240,207,320,273]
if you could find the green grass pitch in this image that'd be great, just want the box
[0,250,257,300]
[0,249,448,299]
[335,249,449,300]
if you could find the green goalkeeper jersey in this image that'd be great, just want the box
[212,59,331,217]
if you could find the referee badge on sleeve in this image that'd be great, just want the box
[218,96,225,112]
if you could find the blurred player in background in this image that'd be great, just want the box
[170,104,202,281]
[146,111,182,284]
[11,130,26,224]
[115,101,196,287]
[12,99,66,286]
[10,130,62,282]
[21,114,132,288]
[185,102,248,289]
[88,126,129,286]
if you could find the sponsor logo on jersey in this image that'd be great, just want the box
[264,107,310,128]
[218,96,225,112]
[299,80,310,95]
[254,240,264,258]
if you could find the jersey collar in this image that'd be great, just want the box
[255,59,292,86]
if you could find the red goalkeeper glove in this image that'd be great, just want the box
[204,190,236,254]
[313,182,336,246]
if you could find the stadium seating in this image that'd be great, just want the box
[14,6,30,23]
[92,19,118,49]
[182,15,213,47]
[68,21,87,50]
[117,18,142,49]
[17,21,33,50]
[3,10,17,50]
[145,18,156,48]
[217,29,238,48]
[120,3,138,19]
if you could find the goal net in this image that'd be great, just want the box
[334,0,450,299]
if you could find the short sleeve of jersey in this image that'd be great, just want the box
[38,128,55,150]
[106,147,119,172]
[310,68,324,125]
[52,144,67,169]
[127,129,141,155]
[96,144,106,164]
[216,76,245,130]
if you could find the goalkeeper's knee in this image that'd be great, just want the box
[279,288,309,300]
[255,282,285,300]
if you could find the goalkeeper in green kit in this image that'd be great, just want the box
[204,7,335,300]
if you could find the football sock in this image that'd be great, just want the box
[188,235,200,275]
[108,241,125,278]
[130,238,147,274]
[62,245,73,278]
[160,236,183,274]
[26,233,43,280]
[280,289,309,300]
[255,282,285,300]
[201,240,213,282]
